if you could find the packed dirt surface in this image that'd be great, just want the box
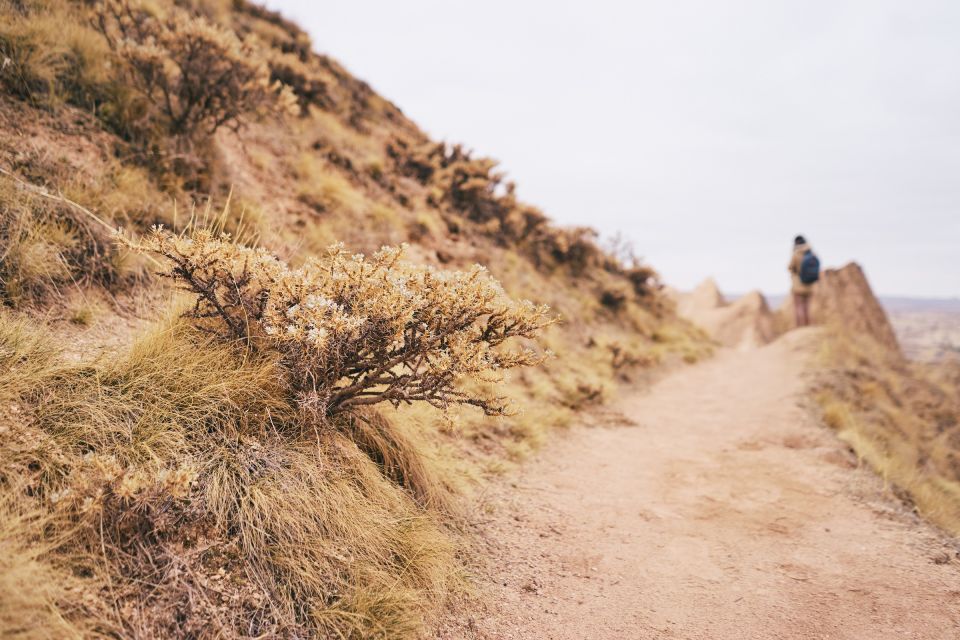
[438,329,960,639]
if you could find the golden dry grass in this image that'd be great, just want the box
[295,152,369,216]
[0,0,113,107]
[0,312,468,637]
[0,502,87,640]
[815,330,960,534]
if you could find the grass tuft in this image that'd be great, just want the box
[0,310,463,637]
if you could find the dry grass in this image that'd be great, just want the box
[306,107,384,161]
[295,152,368,215]
[0,311,465,638]
[815,330,960,534]
[0,501,87,640]
[62,162,168,229]
[0,0,113,108]
[0,175,118,305]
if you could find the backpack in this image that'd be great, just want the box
[799,249,820,285]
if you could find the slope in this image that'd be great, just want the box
[0,1,709,637]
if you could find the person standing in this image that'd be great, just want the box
[788,235,819,327]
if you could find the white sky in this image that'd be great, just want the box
[264,0,960,297]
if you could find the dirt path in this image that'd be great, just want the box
[439,329,960,639]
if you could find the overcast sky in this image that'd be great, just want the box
[265,0,960,297]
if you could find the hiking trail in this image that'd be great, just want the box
[438,328,960,639]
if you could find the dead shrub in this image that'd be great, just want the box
[599,233,660,297]
[92,0,296,143]
[625,264,658,296]
[389,138,657,287]
[125,227,554,418]
[530,226,598,275]
[264,47,331,113]
[394,141,511,227]
[232,0,313,59]
[599,284,629,312]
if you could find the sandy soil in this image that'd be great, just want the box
[438,328,960,639]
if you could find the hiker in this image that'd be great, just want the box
[788,235,819,328]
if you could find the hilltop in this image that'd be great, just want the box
[0,1,707,637]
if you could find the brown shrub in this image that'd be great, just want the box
[388,137,665,302]
[624,264,659,296]
[92,0,296,142]
[535,226,601,275]
[232,0,313,58]
[599,283,630,312]
[264,48,331,113]
[126,228,555,418]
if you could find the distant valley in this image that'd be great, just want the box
[880,296,960,361]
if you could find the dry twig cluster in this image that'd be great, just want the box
[127,227,554,418]
[92,0,296,141]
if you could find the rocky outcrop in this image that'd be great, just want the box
[676,278,725,317]
[674,263,898,355]
[781,263,901,354]
[672,280,777,349]
[720,291,778,347]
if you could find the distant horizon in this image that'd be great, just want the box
[722,290,960,322]
[725,290,960,301]
[265,0,960,299]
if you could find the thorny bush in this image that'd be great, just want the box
[93,0,296,142]
[126,227,554,418]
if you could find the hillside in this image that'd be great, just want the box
[0,1,708,638]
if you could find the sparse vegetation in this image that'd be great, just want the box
[295,152,367,214]
[0,0,113,108]
[391,141,624,272]
[816,329,960,534]
[0,314,464,637]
